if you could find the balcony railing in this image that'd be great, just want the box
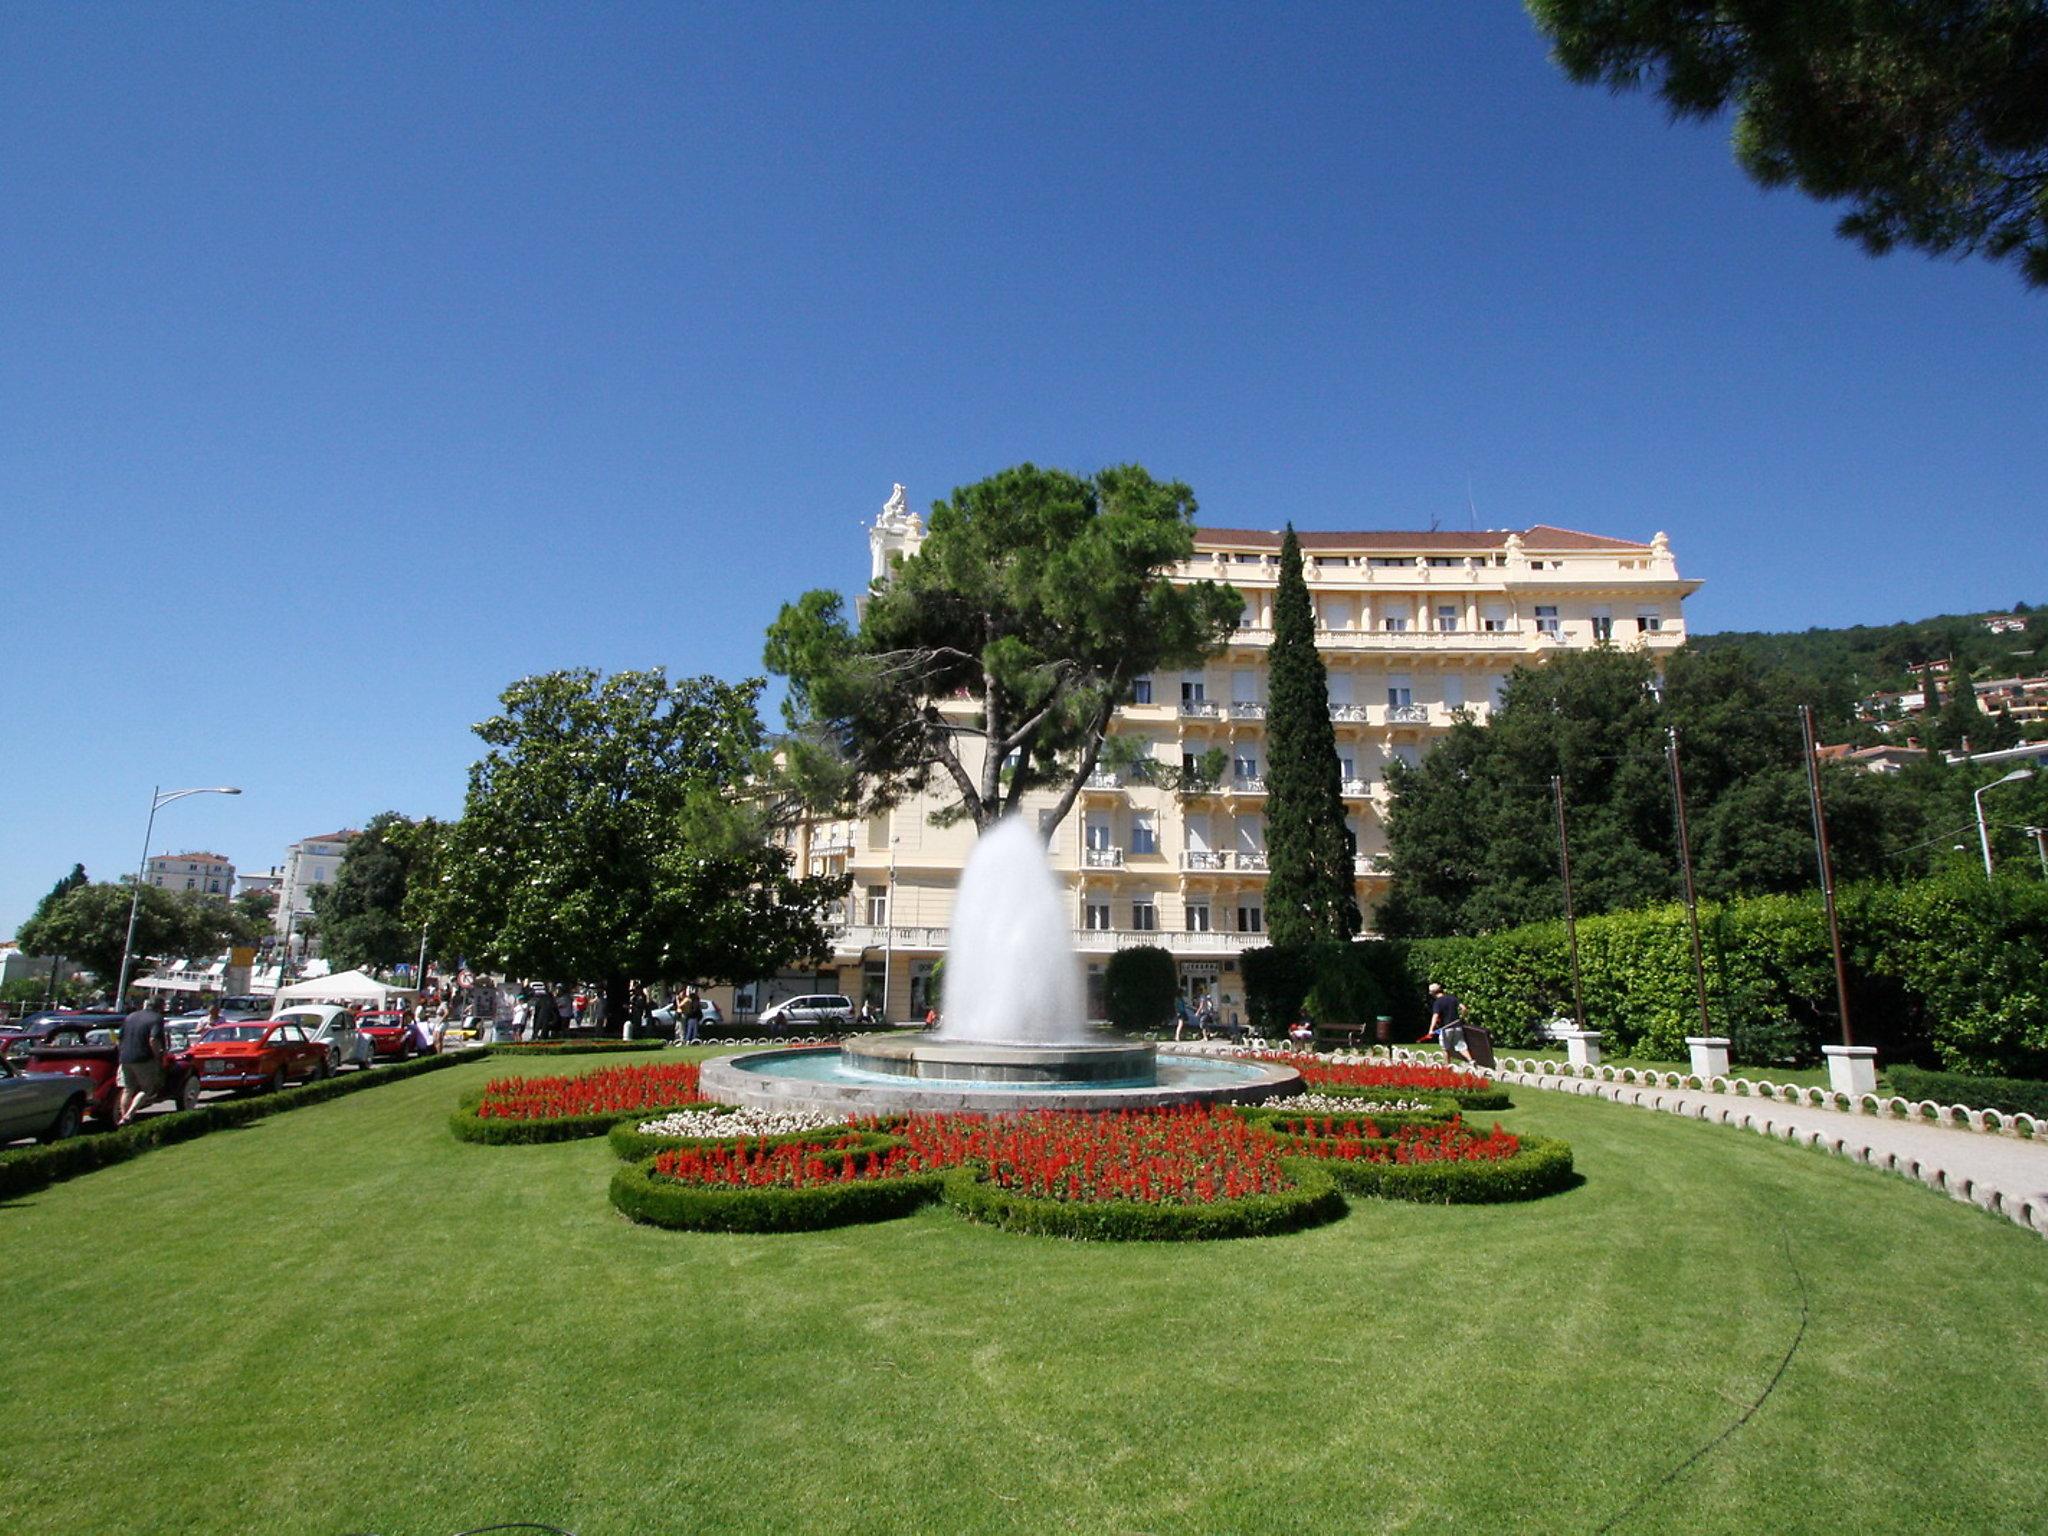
[809,836,855,855]
[1178,699,1223,719]
[832,924,953,956]
[1083,845,1125,869]
[1228,701,1266,721]
[1355,854,1392,876]
[1230,774,1266,794]
[1328,703,1369,722]
[1235,850,1269,871]
[1179,850,1226,871]
[1072,929,1263,955]
[1083,771,1123,790]
[1341,778,1371,797]
[1386,703,1430,725]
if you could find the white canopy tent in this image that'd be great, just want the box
[270,968,418,1009]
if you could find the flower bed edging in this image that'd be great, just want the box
[608,1152,943,1233]
[936,1157,1346,1241]
[606,1120,884,1162]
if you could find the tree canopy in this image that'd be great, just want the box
[1528,0,2048,286]
[413,669,846,1006]
[1262,526,1359,946]
[15,881,246,991]
[764,464,1242,837]
[312,812,437,974]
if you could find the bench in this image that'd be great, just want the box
[1312,1022,1373,1053]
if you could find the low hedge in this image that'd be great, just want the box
[936,1157,1346,1241]
[1309,1135,1576,1204]
[450,1094,723,1145]
[1241,1106,1461,1136]
[1304,1081,1512,1112]
[608,1152,943,1233]
[606,1120,881,1163]
[0,1051,474,1200]
[1886,1066,2048,1120]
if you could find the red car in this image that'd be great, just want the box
[21,1021,202,1121]
[356,1010,428,1062]
[187,1020,333,1093]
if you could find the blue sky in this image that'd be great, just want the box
[4,2,2043,936]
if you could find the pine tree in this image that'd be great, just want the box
[1262,526,1358,946]
[1935,662,1988,754]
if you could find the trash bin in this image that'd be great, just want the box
[1375,1015,1392,1044]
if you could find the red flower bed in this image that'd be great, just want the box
[474,1061,704,1121]
[1257,1054,1493,1095]
[652,1135,908,1189]
[1284,1116,1521,1166]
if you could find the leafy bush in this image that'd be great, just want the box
[937,1158,1345,1240]
[608,1154,942,1233]
[1103,946,1177,1032]
[1886,1066,2048,1120]
[1312,1135,1576,1204]
[1244,942,1400,1033]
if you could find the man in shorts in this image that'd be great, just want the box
[117,995,169,1125]
[1427,982,1471,1064]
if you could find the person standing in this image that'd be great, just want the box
[584,989,607,1036]
[116,995,169,1126]
[1196,993,1218,1039]
[679,986,704,1046]
[530,985,561,1042]
[1427,982,1470,1063]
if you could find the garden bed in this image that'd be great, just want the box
[451,1061,712,1144]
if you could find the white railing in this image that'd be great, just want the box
[1236,850,1268,871]
[1328,703,1369,722]
[809,837,855,856]
[1231,774,1266,794]
[1084,771,1123,789]
[1386,703,1430,724]
[1072,930,1263,955]
[1178,699,1223,719]
[1341,778,1370,797]
[1229,701,1266,721]
[1179,850,1227,871]
[832,924,952,955]
[1083,846,1125,868]
[1355,854,1391,876]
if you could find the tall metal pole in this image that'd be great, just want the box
[882,835,898,1024]
[1552,775,1587,1030]
[1798,705,1855,1048]
[113,786,164,1007]
[1665,728,1714,1040]
[417,924,430,989]
[2030,826,2048,878]
[1975,782,1999,877]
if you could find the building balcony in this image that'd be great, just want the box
[1235,850,1268,872]
[1228,700,1266,721]
[1083,770,1124,790]
[1073,929,1264,955]
[1230,774,1266,795]
[1385,703,1431,725]
[1083,845,1125,869]
[1341,777,1371,798]
[809,836,855,856]
[1355,854,1392,877]
[1179,849,1227,871]
[1178,699,1223,720]
[1328,703,1370,723]
[832,923,953,957]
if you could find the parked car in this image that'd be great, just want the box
[270,1004,374,1071]
[356,1010,429,1062]
[19,1021,202,1121]
[186,1021,332,1093]
[756,994,854,1034]
[1,1011,127,1060]
[170,996,271,1027]
[0,1055,92,1144]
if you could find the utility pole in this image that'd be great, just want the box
[1798,705,1854,1048]
[1665,727,1713,1041]
[1552,775,1587,1031]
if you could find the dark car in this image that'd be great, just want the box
[0,1055,92,1144]
[2,1012,130,1062]
[20,1022,203,1121]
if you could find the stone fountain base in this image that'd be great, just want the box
[842,1030,1154,1084]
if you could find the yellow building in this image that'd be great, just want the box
[779,492,1698,1026]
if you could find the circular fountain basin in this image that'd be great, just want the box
[701,1041,1301,1116]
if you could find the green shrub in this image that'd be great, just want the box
[1244,942,1402,1033]
[1312,1135,1576,1204]
[1103,946,1178,1032]
[1244,1107,1461,1136]
[1887,1066,2048,1119]
[936,1158,1345,1240]
[0,1051,474,1199]
[608,1154,943,1233]
[606,1120,882,1163]
[450,1093,722,1145]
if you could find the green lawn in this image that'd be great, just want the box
[2,1047,2044,1534]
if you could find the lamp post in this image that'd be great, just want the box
[2027,827,2048,878]
[114,785,242,1006]
[1975,768,2036,876]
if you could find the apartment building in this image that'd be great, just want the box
[277,830,358,933]
[144,851,235,896]
[787,499,1698,1024]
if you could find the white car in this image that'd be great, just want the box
[756,994,854,1033]
[271,1004,375,1071]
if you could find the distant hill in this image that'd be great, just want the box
[1694,603,2045,697]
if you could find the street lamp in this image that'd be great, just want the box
[114,785,242,1005]
[1974,768,2034,877]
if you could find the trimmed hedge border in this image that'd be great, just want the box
[0,1051,475,1200]
[1305,1135,1576,1204]
[450,1092,723,1145]
[1887,1066,2048,1122]
[1235,1104,1460,1133]
[608,1151,944,1233]
[936,1156,1346,1241]
[1304,1081,1512,1112]
[605,1119,885,1162]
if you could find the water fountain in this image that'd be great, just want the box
[700,817,1300,1114]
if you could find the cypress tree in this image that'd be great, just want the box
[1263,525,1359,946]
[1935,661,1987,754]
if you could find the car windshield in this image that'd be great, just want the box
[203,1026,271,1043]
[273,1012,324,1030]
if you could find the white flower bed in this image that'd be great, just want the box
[635,1106,844,1139]
[1260,1094,1437,1115]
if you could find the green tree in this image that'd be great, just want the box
[764,464,1241,837]
[1529,0,2048,286]
[1934,664,1989,752]
[21,864,88,932]
[15,882,240,993]
[232,887,278,932]
[312,812,436,974]
[1262,526,1358,946]
[415,669,847,1024]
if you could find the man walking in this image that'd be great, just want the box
[116,994,169,1126]
[1427,981,1471,1064]
[529,985,560,1042]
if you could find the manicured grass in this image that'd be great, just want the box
[3,1048,2045,1534]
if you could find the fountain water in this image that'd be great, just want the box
[698,816,1300,1113]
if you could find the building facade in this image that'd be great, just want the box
[787,499,1698,1026]
[144,851,235,896]
[276,831,358,933]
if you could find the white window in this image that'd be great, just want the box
[1442,675,1466,709]
[1131,900,1157,932]
[1131,813,1158,855]
[1638,608,1663,633]
[1535,605,1560,635]
[1482,605,1509,633]
[1489,676,1508,709]
[866,885,890,924]
[1381,607,1410,633]
[1185,815,1211,853]
[1084,903,1112,931]
[1131,676,1153,704]
[1435,605,1459,632]
[1233,552,1261,564]
[1238,604,1256,629]
[1322,599,1352,631]
[1236,814,1266,855]
[1084,813,1111,851]
[1590,606,1613,642]
[1232,670,1257,703]
[1232,752,1258,780]
[1181,676,1206,703]
[1237,903,1264,934]
[1387,677,1413,708]
[1185,903,1211,933]
[1327,671,1354,705]
[1338,754,1357,780]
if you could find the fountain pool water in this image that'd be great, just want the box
[699,817,1300,1114]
